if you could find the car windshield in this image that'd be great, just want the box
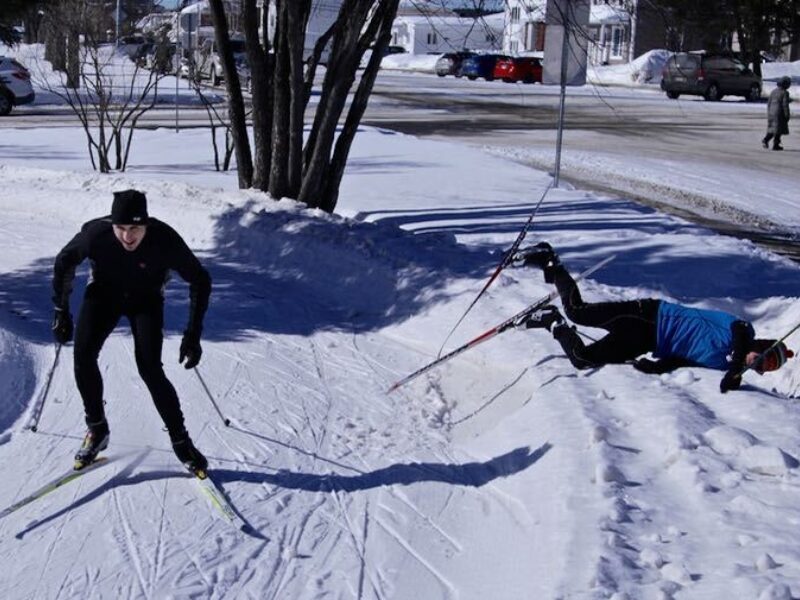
[673,55,699,70]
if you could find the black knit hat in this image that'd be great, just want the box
[111,189,149,225]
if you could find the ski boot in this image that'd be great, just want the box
[74,420,110,470]
[172,435,209,478]
[517,305,564,332]
[513,242,561,282]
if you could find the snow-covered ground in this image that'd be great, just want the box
[1,45,800,600]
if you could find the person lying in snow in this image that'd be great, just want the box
[514,243,793,393]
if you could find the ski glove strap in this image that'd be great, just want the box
[179,330,202,370]
[52,308,74,345]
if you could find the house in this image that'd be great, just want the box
[262,0,342,61]
[503,0,680,64]
[175,0,242,49]
[390,13,505,54]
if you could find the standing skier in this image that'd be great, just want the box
[52,190,212,471]
[514,243,793,392]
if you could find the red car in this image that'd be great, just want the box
[493,57,543,84]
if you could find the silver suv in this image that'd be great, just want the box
[0,56,35,115]
[661,52,762,102]
[193,36,247,86]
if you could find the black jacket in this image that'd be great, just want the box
[52,217,211,334]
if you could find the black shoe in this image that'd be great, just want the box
[773,145,784,151]
[172,436,208,474]
[518,305,564,331]
[74,421,110,470]
[762,139,769,149]
[514,242,557,269]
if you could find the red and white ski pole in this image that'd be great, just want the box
[388,254,615,393]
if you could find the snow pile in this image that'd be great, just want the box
[588,48,672,85]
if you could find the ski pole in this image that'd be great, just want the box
[193,367,231,426]
[436,178,555,358]
[389,254,616,393]
[26,344,62,433]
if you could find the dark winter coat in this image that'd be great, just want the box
[766,87,791,136]
[52,216,211,334]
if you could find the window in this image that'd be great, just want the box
[524,21,535,51]
[610,26,624,58]
[427,32,438,45]
[511,7,521,23]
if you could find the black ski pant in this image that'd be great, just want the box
[550,264,660,369]
[73,285,186,440]
[763,132,783,148]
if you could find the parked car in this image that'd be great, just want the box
[435,51,474,77]
[660,52,762,101]
[382,45,406,57]
[493,56,542,84]
[193,36,247,86]
[119,35,149,61]
[460,54,507,81]
[0,56,34,116]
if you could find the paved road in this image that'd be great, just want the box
[362,71,800,258]
[4,70,798,256]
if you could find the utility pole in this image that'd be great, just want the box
[542,0,590,188]
[115,0,121,47]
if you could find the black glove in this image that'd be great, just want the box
[179,330,202,369]
[633,358,660,374]
[720,370,742,394]
[52,308,73,345]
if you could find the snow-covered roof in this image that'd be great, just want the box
[590,4,630,25]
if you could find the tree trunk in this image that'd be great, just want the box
[269,0,291,199]
[207,0,253,188]
[286,1,310,197]
[320,0,399,213]
[242,0,272,190]
[298,0,374,208]
[66,28,80,89]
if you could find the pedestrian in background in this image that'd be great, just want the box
[762,76,791,151]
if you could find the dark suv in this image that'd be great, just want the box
[661,52,762,102]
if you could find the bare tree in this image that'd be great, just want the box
[35,0,169,172]
[209,0,401,213]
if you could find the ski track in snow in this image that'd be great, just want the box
[1,140,800,598]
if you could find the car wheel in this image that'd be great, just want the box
[467,75,477,80]
[666,90,679,99]
[503,78,514,83]
[0,92,12,116]
[485,75,494,82]
[437,72,446,78]
[704,83,721,101]
[746,83,761,102]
